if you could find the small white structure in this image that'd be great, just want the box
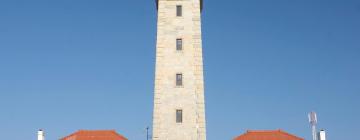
[318,130,326,140]
[37,129,45,140]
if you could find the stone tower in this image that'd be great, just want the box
[152,0,206,140]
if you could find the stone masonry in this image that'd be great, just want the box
[152,0,206,140]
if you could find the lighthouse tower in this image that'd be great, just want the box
[152,0,206,140]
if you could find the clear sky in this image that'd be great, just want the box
[0,0,359,140]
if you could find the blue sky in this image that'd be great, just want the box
[0,0,359,140]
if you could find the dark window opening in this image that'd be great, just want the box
[176,39,183,50]
[176,109,183,123]
[176,5,182,17]
[176,73,183,86]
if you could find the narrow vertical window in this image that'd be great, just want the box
[176,5,182,17]
[176,39,183,51]
[176,109,183,123]
[176,73,183,86]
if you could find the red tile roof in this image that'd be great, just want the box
[234,130,304,140]
[60,130,127,140]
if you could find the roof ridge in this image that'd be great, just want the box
[247,129,281,133]
[60,130,127,140]
[78,129,116,131]
[234,129,304,140]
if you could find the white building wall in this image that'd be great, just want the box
[318,130,326,140]
[37,130,44,140]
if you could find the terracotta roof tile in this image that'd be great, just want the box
[60,130,127,140]
[234,129,304,140]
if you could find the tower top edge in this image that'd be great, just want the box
[155,0,203,11]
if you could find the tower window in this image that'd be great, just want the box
[176,39,183,50]
[176,109,183,123]
[176,5,182,17]
[176,73,183,86]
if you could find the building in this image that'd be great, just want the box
[318,130,326,140]
[234,130,304,140]
[37,129,45,140]
[152,0,206,140]
[60,130,127,140]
